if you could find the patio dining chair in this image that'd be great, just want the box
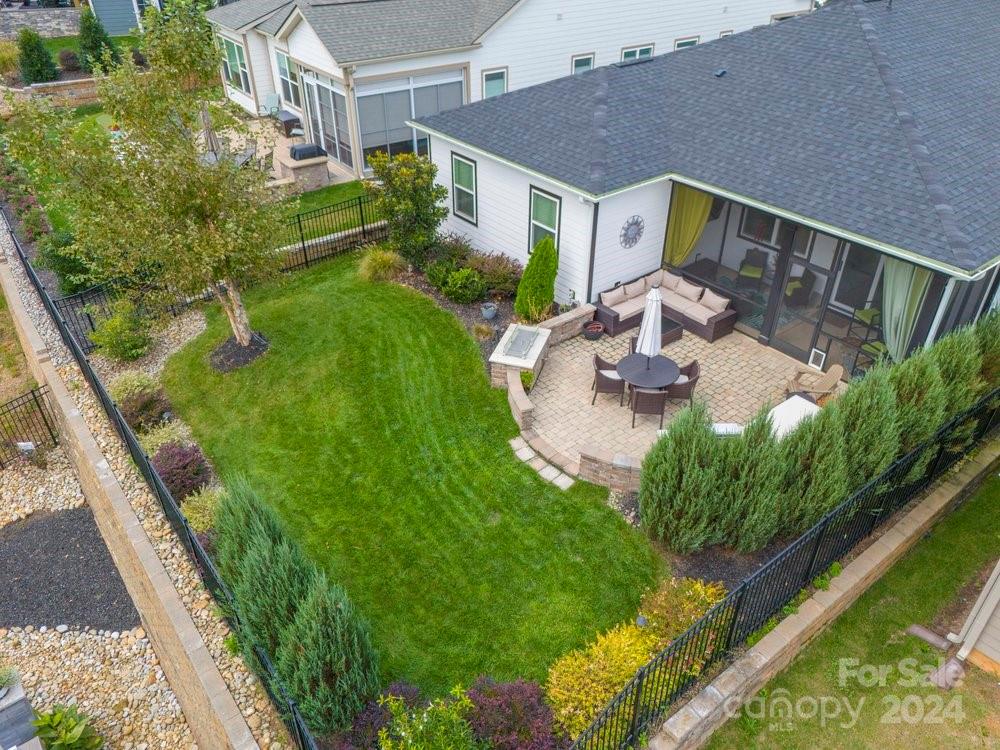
[738,248,768,290]
[591,354,625,406]
[260,93,281,118]
[664,360,700,406]
[630,387,669,429]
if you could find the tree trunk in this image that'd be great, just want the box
[214,280,253,347]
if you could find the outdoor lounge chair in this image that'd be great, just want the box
[591,354,625,406]
[630,387,669,428]
[784,268,817,307]
[664,360,700,406]
[260,93,281,118]
[784,363,845,400]
[738,248,768,290]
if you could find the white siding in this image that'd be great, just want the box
[245,31,275,111]
[590,182,672,301]
[285,19,344,78]
[974,602,1000,664]
[430,135,592,305]
[466,0,813,99]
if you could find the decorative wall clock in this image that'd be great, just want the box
[620,215,645,248]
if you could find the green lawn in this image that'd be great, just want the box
[42,35,139,58]
[285,181,366,216]
[284,182,371,243]
[162,254,661,693]
[708,475,1000,750]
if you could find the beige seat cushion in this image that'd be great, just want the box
[601,286,627,307]
[660,290,688,312]
[679,301,715,325]
[645,269,665,288]
[701,289,730,313]
[613,297,646,319]
[662,272,683,291]
[624,280,646,299]
[676,279,704,302]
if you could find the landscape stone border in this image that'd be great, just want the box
[0,247,259,748]
[0,79,100,115]
[0,8,79,39]
[649,438,1000,750]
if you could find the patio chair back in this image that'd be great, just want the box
[261,93,281,117]
[630,387,669,428]
[665,360,700,405]
[786,363,845,399]
[592,355,625,405]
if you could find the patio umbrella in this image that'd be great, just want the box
[634,286,663,368]
[200,104,222,160]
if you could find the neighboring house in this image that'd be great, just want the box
[90,0,158,36]
[949,558,1000,677]
[414,0,1000,374]
[204,0,814,181]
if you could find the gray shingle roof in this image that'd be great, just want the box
[208,0,520,63]
[415,0,1000,274]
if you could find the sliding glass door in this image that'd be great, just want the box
[301,72,353,168]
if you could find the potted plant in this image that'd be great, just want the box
[582,320,604,341]
[481,301,498,320]
[0,664,18,701]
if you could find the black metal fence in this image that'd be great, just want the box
[5,220,320,750]
[45,194,384,354]
[571,388,1000,750]
[0,385,58,468]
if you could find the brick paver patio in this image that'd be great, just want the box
[529,330,802,464]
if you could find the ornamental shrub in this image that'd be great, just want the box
[213,476,287,589]
[180,486,225,534]
[974,309,1000,391]
[109,370,157,403]
[332,683,422,750]
[151,441,212,500]
[89,300,153,362]
[834,361,899,492]
[37,230,92,296]
[32,705,104,750]
[888,347,947,481]
[714,406,782,551]
[432,233,473,265]
[464,252,523,297]
[235,536,316,659]
[425,258,456,290]
[365,152,448,267]
[277,572,381,734]
[118,387,171,433]
[778,405,849,531]
[58,49,81,73]
[514,236,558,323]
[545,623,658,740]
[358,245,405,282]
[930,325,984,450]
[638,401,725,553]
[78,7,119,73]
[17,29,58,85]
[638,578,727,651]
[0,40,18,78]
[466,677,563,750]
[20,206,50,241]
[378,689,479,750]
[442,267,487,304]
[138,418,192,456]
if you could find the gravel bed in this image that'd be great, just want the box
[2,214,289,749]
[0,446,85,527]
[91,309,207,383]
[1,626,195,749]
[0,509,139,631]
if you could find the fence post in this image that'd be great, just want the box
[297,214,309,267]
[723,585,748,652]
[628,668,646,750]
[31,387,58,444]
[358,196,368,240]
[803,516,829,584]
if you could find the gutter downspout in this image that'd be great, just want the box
[924,277,956,346]
[586,202,600,304]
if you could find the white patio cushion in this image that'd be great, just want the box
[713,422,745,436]
[660,290,688,311]
[676,278,705,302]
[600,369,622,380]
[701,288,730,313]
[601,286,627,307]
[674,374,689,384]
[624,280,646,299]
[679,301,715,325]
[661,272,683,291]
[645,269,665,288]
[613,296,646,319]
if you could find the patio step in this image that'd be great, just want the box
[508,436,575,490]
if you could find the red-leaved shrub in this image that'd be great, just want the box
[119,387,172,433]
[329,682,421,750]
[151,441,212,500]
[467,676,566,750]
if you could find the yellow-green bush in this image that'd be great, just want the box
[138,419,191,457]
[545,623,658,739]
[0,40,18,77]
[358,245,405,282]
[639,577,726,650]
[181,486,225,534]
[109,369,157,404]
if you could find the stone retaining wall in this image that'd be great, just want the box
[650,438,1000,750]
[1,77,100,114]
[0,8,79,39]
[578,445,643,493]
[540,303,595,346]
[0,253,257,750]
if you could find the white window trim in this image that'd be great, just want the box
[275,51,301,110]
[481,67,508,99]
[571,53,595,75]
[219,36,250,96]
[772,10,809,22]
[529,187,561,252]
[621,44,654,62]
[451,153,477,224]
[719,30,734,38]
[674,36,700,49]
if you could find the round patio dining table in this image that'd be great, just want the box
[616,352,680,389]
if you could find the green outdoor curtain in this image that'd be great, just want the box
[882,256,932,362]
[664,184,713,267]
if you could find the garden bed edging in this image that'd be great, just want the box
[1,77,99,114]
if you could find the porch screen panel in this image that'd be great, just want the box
[332,92,353,166]
[883,257,932,361]
[664,184,712,267]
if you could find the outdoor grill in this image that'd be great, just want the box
[289,143,327,160]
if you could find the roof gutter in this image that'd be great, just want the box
[412,122,999,282]
[341,44,481,68]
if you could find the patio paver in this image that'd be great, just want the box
[529,330,802,465]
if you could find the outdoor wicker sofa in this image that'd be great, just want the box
[595,268,738,341]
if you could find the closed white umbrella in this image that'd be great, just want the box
[634,286,663,366]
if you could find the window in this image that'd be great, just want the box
[275,52,301,108]
[674,36,699,49]
[482,69,507,99]
[572,54,595,75]
[740,207,778,246]
[529,187,560,251]
[719,30,734,38]
[220,37,250,95]
[451,154,477,223]
[621,45,653,62]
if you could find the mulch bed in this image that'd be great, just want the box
[666,535,794,590]
[209,332,269,372]
[0,508,139,631]
[398,270,514,367]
